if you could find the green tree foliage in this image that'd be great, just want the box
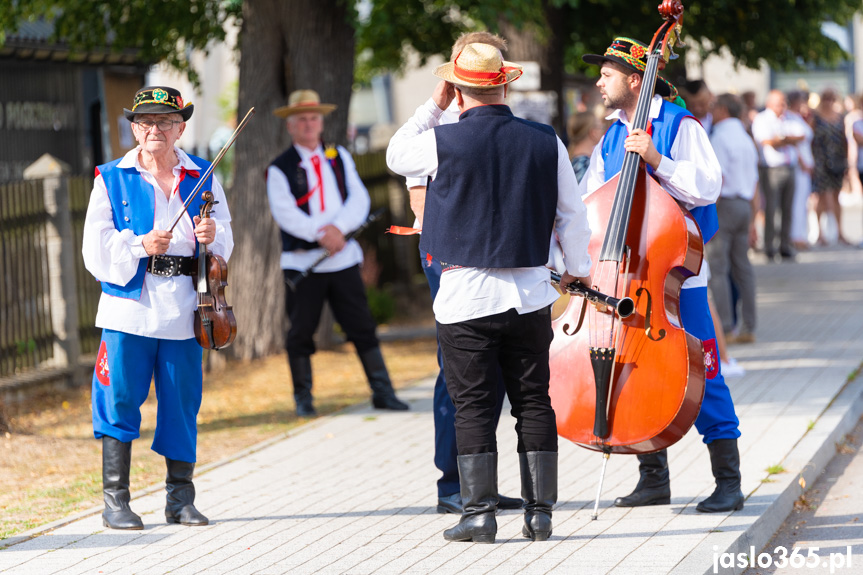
[357,0,860,81]
[0,0,242,85]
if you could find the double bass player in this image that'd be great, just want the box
[580,36,744,513]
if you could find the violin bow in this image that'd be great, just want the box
[167,107,256,233]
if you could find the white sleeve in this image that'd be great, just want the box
[330,147,371,235]
[554,137,593,277]
[655,117,722,207]
[583,135,607,197]
[207,174,234,261]
[81,174,147,285]
[266,165,319,243]
[386,98,444,179]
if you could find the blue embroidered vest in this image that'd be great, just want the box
[97,155,213,300]
[600,100,718,243]
[420,105,559,268]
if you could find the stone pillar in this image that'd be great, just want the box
[23,154,81,379]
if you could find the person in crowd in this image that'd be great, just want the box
[267,89,409,417]
[811,88,850,245]
[82,86,230,529]
[387,42,593,543]
[682,79,715,135]
[752,90,803,260]
[401,31,524,516]
[851,95,863,247]
[785,91,815,251]
[567,111,604,183]
[706,93,759,346]
[580,37,744,514]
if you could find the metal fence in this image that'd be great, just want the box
[0,151,414,380]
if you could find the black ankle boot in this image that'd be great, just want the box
[359,347,409,411]
[614,449,671,507]
[443,453,498,543]
[519,451,557,541]
[165,458,209,526]
[101,436,143,530]
[288,355,316,417]
[697,438,744,513]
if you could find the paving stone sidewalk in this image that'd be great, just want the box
[2,247,863,575]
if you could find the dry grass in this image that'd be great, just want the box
[0,337,438,541]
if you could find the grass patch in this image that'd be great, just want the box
[766,464,786,474]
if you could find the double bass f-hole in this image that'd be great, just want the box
[194,191,237,350]
[635,287,666,341]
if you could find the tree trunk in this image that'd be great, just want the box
[229,0,355,360]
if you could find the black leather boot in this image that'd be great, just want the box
[288,355,316,417]
[614,449,671,507]
[437,492,522,514]
[165,458,209,526]
[519,451,557,541]
[443,453,498,543]
[101,436,143,530]
[359,347,409,411]
[697,438,744,513]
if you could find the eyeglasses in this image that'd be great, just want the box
[134,119,181,131]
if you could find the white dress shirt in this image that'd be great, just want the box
[710,117,759,201]
[387,98,593,325]
[752,108,798,167]
[82,146,234,340]
[581,95,722,289]
[266,143,369,272]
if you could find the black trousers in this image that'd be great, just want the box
[437,306,558,455]
[283,265,379,357]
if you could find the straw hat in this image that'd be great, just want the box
[434,43,523,89]
[582,37,675,98]
[273,90,337,118]
[123,86,193,121]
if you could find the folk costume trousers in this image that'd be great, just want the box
[679,286,741,444]
[437,306,558,456]
[422,254,508,497]
[283,264,379,357]
[91,329,203,463]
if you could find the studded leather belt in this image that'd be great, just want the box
[147,254,196,277]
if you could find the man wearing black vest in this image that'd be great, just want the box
[387,44,593,543]
[267,90,409,417]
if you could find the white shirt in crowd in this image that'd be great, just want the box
[710,117,759,201]
[751,108,798,167]
[82,146,234,340]
[581,95,722,289]
[266,143,369,273]
[387,98,593,325]
[853,118,863,172]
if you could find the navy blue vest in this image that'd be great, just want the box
[600,99,718,243]
[97,155,212,300]
[270,145,348,252]
[420,105,558,268]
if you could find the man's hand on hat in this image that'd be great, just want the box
[193,216,216,245]
[432,80,456,112]
[624,128,662,171]
[318,224,346,254]
[142,230,173,255]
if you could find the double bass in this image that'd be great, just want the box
[548,0,706,516]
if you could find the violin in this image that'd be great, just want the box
[547,0,705,516]
[193,190,237,350]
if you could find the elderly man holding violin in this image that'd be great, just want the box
[82,86,233,530]
[579,35,744,513]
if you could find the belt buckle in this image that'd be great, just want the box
[149,255,177,277]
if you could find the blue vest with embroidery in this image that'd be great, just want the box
[420,105,558,268]
[600,100,718,243]
[97,155,213,300]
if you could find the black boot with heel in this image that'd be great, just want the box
[614,449,671,507]
[443,452,498,543]
[520,451,557,541]
[101,436,144,530]
[696,438,744,512]
[165,458,209,526]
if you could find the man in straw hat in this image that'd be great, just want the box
[580,37,743,513]
[401,31,523,518]
[267,89,409,417]
[387,43,593,543]
[82,86,233,529]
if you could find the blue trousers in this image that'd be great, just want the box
[680,286,741,444]
[422,253,506,497]
[91,329,203,462]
